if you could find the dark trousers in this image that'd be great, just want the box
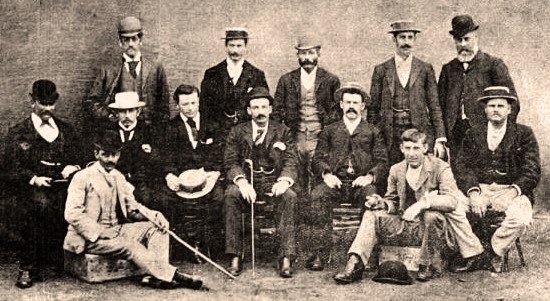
[449,118,471,167]
[223,175,297,260]
[307,182,377,259]
[17,185,68,271]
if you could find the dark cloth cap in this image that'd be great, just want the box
[449,14,479,38]
[477,86,517,104]
[31,79,59,105]
[334,82,371,106]
[94,130,124,153]
[372,260,413,285]
[118,16,143,37]
[246,87,273,104]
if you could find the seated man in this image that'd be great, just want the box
[223,87,299,278]
[307,82,388,271]
[159,84,224,260]
[106,91,158,206]
[63,130,204,290]
[455,86,540,273]
[334,128,483,284]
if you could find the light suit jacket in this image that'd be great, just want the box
[63,161,156,254]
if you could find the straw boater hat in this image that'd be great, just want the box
[334,82,371,106]
[221,27,249,41]
[108,92,146,110]
[176,169,220,199]
[388,20,421,34]
[477,86,517,104]
[118,16,143,37]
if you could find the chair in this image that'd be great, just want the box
[488,213,526,272]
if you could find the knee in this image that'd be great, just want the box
[361,210,377,222]
[423,211,444,225]
[224,185,241,204]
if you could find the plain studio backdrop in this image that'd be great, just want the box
[0,0,548,211]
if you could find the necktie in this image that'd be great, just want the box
[187,118,199,141]
[128,61,139,78]
[254,129,264,145]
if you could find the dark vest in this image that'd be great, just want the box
[117,64,143,95]
[392,71,412,126]
[34,131,67,180]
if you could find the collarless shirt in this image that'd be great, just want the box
[31,113,59,143]
[300,66,317,91]
[180,113,201,149]
[406,164,422,191]
[123,52,142,75]
[343,116,361,135]
[395,54,413,88]
[226,58,244,85]
[487,120,507,151]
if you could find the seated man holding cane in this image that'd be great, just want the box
[63,130,204,290]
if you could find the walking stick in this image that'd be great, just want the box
[244,159,256,277]
[138,209,236,280]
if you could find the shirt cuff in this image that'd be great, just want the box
[233,175,246,185]
[511,184,522,196]
[435,137,447,143]
[29,175,37,186]
[467,187,481,196]
[277,177,294,187]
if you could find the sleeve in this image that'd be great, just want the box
[311,127,332,177]
[278,126,299,181]
[324,75,342,126]
[86,67,111,120]
[454,129,480,194]
[513,126,541,194]
[437,65,450,137]
[368,66,383,125]
[224,126,246,182]
[272,77,286,124]
[383,167,399,214]
[425,65,446,139]
[368,128,389,181]
[424,164,459,212]
[4,127,36,184]
[154,63,171,124]
[64,172,103,242]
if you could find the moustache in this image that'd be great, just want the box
[229,52,241,57]
[400,44,412,49]
[346,108,358,114]
[256,114,267,119]
[458,48,473,54]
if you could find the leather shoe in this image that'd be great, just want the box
[173,270,204,290]
[278,257,293,278]
[490,255,503,273]
[333,254,364,284]
[16,269,33,289]
[228,256,243,277]
[305,254,324,271]
[416,265,442,282]
[453,251,489,273]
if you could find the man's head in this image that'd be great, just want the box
[94,130,123,172]
[449,15,479,61]
[118,16,143,58]
[30,79,59,122]
[478,86,516,125]
[109,92,145,128]
[335,82,370,122]
[224,28,248,62]
[295,35,321,73]
[400,128,428,168]
[174,84,200,119]
[389,21,421,59]
[246,87,273,127]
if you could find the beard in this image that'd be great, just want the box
[457,48,475,62]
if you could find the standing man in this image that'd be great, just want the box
[5,80,82,288]
[455,86,539,273]
[64,130,204,290]
[439,15,519,161]
[307,83,387,271]
[84,16,170,131]
[369,20,446,165]
[333,128,484,284]
[200,27,269,137]
[223,87,298,278]
[273,35,341,193]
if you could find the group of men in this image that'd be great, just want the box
[4,13,540,291]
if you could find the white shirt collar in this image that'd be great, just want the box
[179,112,201,130]
[343,116,361,135]
[300,66,317,90]
[31,113,59,143]
[226,57,244,69]
[118,121,138,132]
[394,53,413,66]
[123,52,141,62]
[252,120,268,142]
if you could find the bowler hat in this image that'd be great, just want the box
[334,82,371,106]
[108,92,146,110]
[31,79,59,105]
[449,15,479,38]
[295,35,322,50]
[118,16,143,37]
[94,130,124,153]
[477,86,517,104]
[246,86,273,104]
[388,20,421,34]
[222,27,249,40]
[372,260,413,285]
[176,169,221,199]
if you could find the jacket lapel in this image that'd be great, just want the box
[415,157,433,196]
[140,58,152,93]
[408,57,420,87]
[243,122,254,148]
[394,162,408,211]
[291,69,301,95]
[314,68,325,92]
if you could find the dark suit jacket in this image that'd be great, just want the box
[224,120,297,183]
[312,119,388,182]
[273,67,340,133]
[438,51,519,139]
[85,56,170,126]
[454,122,540,202]
[200,60,268,127]
[5,116,82,186]
[161,115,223,175]
[368,56,445,149]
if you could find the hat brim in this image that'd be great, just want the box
[119,31,142,37]
[372,276,413,285]
[477,95,517,103]
[176,171,220,199]
[295,45,321,50]
[108,102,146,109]
[449,25,479,37]
[388,29,421,34]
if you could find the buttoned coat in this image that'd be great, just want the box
[85,57,170,125]
[224,120,297,183]
[199,60,268,127]
[63,162,157,254]
[454,122,540,202]
[438,51,519,139]
[312,119,388,181]
[368,57,445,149]
[272,67,341,133]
